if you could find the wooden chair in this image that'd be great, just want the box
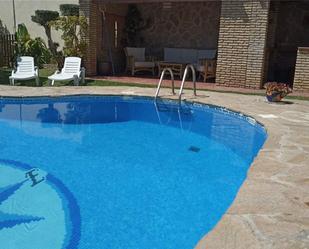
[197,59,217,82]
[195,49,217,82]
[124,47,155,76]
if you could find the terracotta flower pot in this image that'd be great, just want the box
[265,82,292,102]
[266,91,287,102]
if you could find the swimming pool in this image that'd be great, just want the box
[0,95,267,249]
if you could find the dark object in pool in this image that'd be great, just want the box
[188,146,200,152]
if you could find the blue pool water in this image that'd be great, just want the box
[0,96,267,249]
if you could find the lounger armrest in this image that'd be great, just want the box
[11,67,17,76]
[76,68,83,78]
[80,67,85,77]
[48,70,60,78]
[34,66,39,76]
[54,69,60,75]
[80,67,86,84]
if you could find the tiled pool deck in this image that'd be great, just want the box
[0,85,308,249]
[91,75,309,98]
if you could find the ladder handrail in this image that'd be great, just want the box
[179,64,196,101]
[155,68,175,99]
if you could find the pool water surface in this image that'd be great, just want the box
[0,96,267,249]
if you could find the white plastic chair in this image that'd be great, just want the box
[10,56,39,86]
[48,57,85,86]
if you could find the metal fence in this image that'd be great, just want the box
[0,34,15,67]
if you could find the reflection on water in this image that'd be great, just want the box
[37,104,62,124]
[0,96,266,163]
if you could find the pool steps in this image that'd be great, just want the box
[155,64,197,101]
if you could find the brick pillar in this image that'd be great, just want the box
[216,0,270,88]
[80,0,97,76]
[293,47,309,91]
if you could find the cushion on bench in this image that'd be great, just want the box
[197,49,217,60]
[125,47,146,62]
[164,48,217,64]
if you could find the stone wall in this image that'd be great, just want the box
[216,0,270,88]
[82,1,221,75]
[138,1,221,58]
[293,48,309,91]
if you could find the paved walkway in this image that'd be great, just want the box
[0,85,308,249]
[90,75,309,98]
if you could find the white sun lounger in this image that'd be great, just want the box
[48,57,85,86]
[9,56,39,86]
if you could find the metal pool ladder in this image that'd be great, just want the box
[155,64,197,101]
[179,64,197,101]
[155,68,175,99]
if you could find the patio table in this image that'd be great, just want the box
[157,61,186,78]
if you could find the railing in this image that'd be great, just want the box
[179,64,196,101]
[155,68,175,99]
[155,64,197,101]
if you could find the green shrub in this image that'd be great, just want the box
[50,16,88,58]
[14,24,51,68]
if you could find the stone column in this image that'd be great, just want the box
[216,0,270,88]
[293,47,309,92]
[80,0,98,76]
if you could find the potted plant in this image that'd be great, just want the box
[123,4,150,47]
[264,82,292,102]
[97,58,111,75]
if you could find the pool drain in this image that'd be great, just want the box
[188,146,200,152]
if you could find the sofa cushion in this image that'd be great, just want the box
[135,61,155,67]
[164,48,182,63]
[164,48,217,64]
[181,49,198,64]
[197,49,217,60]
[125,47,145,62]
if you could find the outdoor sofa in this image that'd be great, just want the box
[162,48,217,81]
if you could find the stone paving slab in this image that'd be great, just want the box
[89,75,309,98]
[0,85,308,249]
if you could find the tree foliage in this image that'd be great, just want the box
[50,15,88,58]
[31,10,59,27]
[60,4,79,17]
[14,24,51,67]
[123,4,149,46]
[31,10,59,56]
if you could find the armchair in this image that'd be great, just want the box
[195,49,217,82]
[124,47,155,76]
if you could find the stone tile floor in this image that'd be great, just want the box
[90,75,309,98]
[0,85,308,249]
